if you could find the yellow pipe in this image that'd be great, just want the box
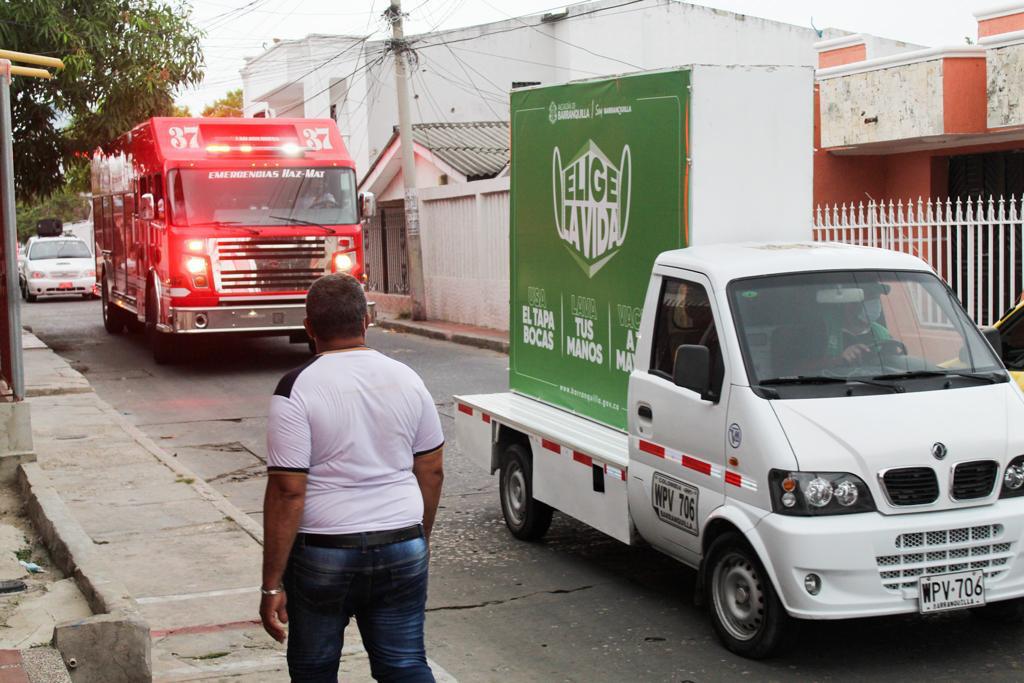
[9,65,53,80]
[0,50,64,70]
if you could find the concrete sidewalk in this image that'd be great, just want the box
[376,316,509,354]
[20,331,456,682]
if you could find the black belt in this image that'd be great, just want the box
[298,524,423,549]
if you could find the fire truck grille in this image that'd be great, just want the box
[215,237,327,293]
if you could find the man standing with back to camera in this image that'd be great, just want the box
[259,273,445,682]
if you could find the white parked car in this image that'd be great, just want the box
[20,236,96,302]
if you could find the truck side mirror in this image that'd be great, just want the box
[980,326,1004,362]
[673,344,712,400]
[140,193,155,220]
[359,192,376,219]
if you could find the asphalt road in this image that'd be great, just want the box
[21,296,1024,682]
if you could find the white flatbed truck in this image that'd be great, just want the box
[455,67,1024,658]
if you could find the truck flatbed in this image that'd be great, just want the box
[456,392,628,469]
[456,392,633,544]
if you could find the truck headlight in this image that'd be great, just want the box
[185,256,207,275]
[1000,455,1024,498]
[332,252,353,272]
[769,470,876,516]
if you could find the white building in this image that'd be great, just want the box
[240,0,914,177]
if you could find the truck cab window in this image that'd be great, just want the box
[649,277,724,396]
[153,173,164,219]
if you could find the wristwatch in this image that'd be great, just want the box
[260,586,284,596]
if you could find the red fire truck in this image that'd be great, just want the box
[90,117,374,363]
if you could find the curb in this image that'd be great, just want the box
[377,319,509,354]
[17,462,151,682]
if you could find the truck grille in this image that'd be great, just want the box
[215,237,326,293]
[882,467,939,506]
[876,524,1013,592]
[951,460,999,500]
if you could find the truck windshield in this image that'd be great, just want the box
[29,241,91,259]
[728,270,1004,396]
[167,167,357,227]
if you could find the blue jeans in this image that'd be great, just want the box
[283,534,434,683]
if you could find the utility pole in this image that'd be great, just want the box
[388,0,427,320]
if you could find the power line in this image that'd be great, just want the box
[449,45,605,77]
[440,45,503,118]
[477,0,642,70]
[277,46,389,117]
[411,0,645,64]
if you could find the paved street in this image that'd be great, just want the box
[20,296,1024,682]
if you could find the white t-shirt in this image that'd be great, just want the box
[267,347,444,534]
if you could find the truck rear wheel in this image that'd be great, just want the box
[499,444,553,541]
[101,280,124,334]
[704,532,794,659]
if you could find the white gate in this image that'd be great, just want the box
[813,196,1024,326]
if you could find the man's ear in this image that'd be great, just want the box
[363,311,372,333]
[303,318,315,340]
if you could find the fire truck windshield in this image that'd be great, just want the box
[167,167,357,228]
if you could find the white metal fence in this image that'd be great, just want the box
[813,196,1024,326]
[418,177,511,331]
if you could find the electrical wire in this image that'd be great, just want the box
[476,0,642,70]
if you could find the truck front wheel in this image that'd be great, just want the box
[146,290,177,365]
[499,444,553,541]
[705,532,794,659]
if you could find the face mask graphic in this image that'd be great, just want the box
[552,140,632,278]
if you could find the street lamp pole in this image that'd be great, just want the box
[0,62,24,400]
[0,52,64,400]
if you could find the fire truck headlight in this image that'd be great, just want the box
[332,252,353,272]
[186,239,204,252]
[185,256,207,275]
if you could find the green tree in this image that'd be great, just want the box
[0,1,205,200]
[201,88,243,118]
[171,103,193,117]
[15,190,90,242]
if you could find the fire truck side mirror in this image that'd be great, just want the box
[359,192,376,219]
[140,193,155,220]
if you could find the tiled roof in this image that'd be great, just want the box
[410,121,509,180]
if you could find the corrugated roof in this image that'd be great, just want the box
[411,121,509,180]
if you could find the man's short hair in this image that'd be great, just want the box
[306,274,367,340]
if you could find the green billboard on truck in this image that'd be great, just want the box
[510,68,691,430]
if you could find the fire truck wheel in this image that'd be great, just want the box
[150,330,178,365]
[101,281,124,334]
[145,288,179,364]
[704,532,795,659]
[499,444,553,541]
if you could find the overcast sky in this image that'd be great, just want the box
[181,0,983,113]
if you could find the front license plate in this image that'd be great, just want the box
[919,569,985,613]
[651,472,699,536]
[58,281,73,289]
